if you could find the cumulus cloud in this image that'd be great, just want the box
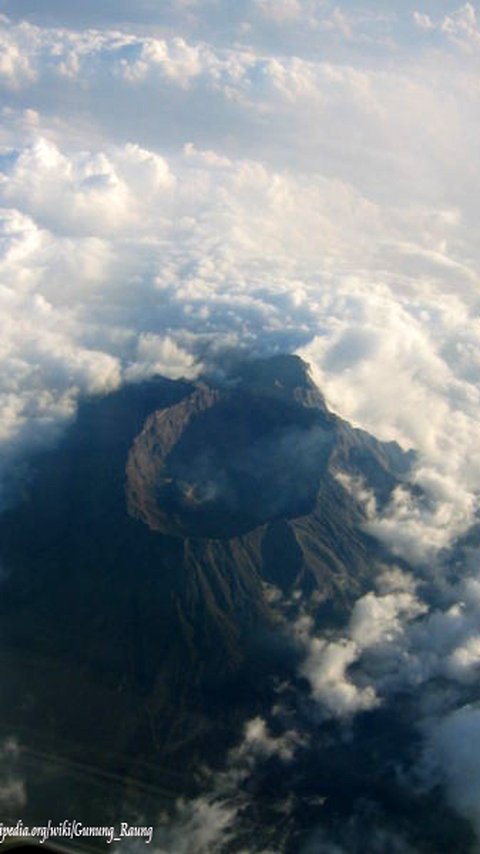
[231,715,302,764]
[296,583,427,718]
[0,2,420,53]
[154,715,301,853]
[335,465,476,567]
[1,1,480,844]
[0,19,36,88]
[2,138,174,235]
[1,102,479,544]
[411,3,480,54]
[295,559,480,727]
[301,635,379,717]
[288,546,480,844]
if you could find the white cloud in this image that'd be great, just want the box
[404,577,480,690]
[349,590,426,648]
[0,19,36,88]
[0,10,479,681]
[289,558,480,849]
[301,636,379,717]
[375,565,418,596]
[413,12,434,32]
[125,333,195,381]
[2,138,174,236]
[445,634,480,684]
[154,714,301,852]
[0,737,26,811]
[232,715,301,763]
[297,588,427,718]
[296,563,480,727]
[412,4,480,54]
[2,120,480,541]
[2,1,480,846]
[441,3,480,52]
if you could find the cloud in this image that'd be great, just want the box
[2,138,174,235]
[296,583,427,718]
[1,114,480,541]
[154,715,301,853]
[0,737,26,811]
[301,635,379,717]
[412,12,434,32]
[349,589,426,647]
[290,555,480,844]
[0,19,36,88]
[426,704,480,839]
[411,4,480,54]
[441,3,480,52]
[254,0,303,23]
[295,561,480,726]
[230,715,302,764]
[154,796,238,854]
[1,2,480,845]
[0,2,415,53]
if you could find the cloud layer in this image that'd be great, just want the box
[0,7,479,535]
[2,1,480,848]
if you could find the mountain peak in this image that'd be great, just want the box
[125,353,396,540]
[229,352,312,390]
[203,352,327,412]
[0,351,416,814]
[126,360,331,539]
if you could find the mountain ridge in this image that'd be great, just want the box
[0,353,417,815]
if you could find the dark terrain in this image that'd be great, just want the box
[0,354,472,852]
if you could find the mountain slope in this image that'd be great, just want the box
[0,354,415,816]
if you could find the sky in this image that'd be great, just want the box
[1,1,480,850]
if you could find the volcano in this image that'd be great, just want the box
[0,354,416,830]
[126,354,410,539]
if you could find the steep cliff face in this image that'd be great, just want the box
[0,355,414,791]
[126,353,411,605]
